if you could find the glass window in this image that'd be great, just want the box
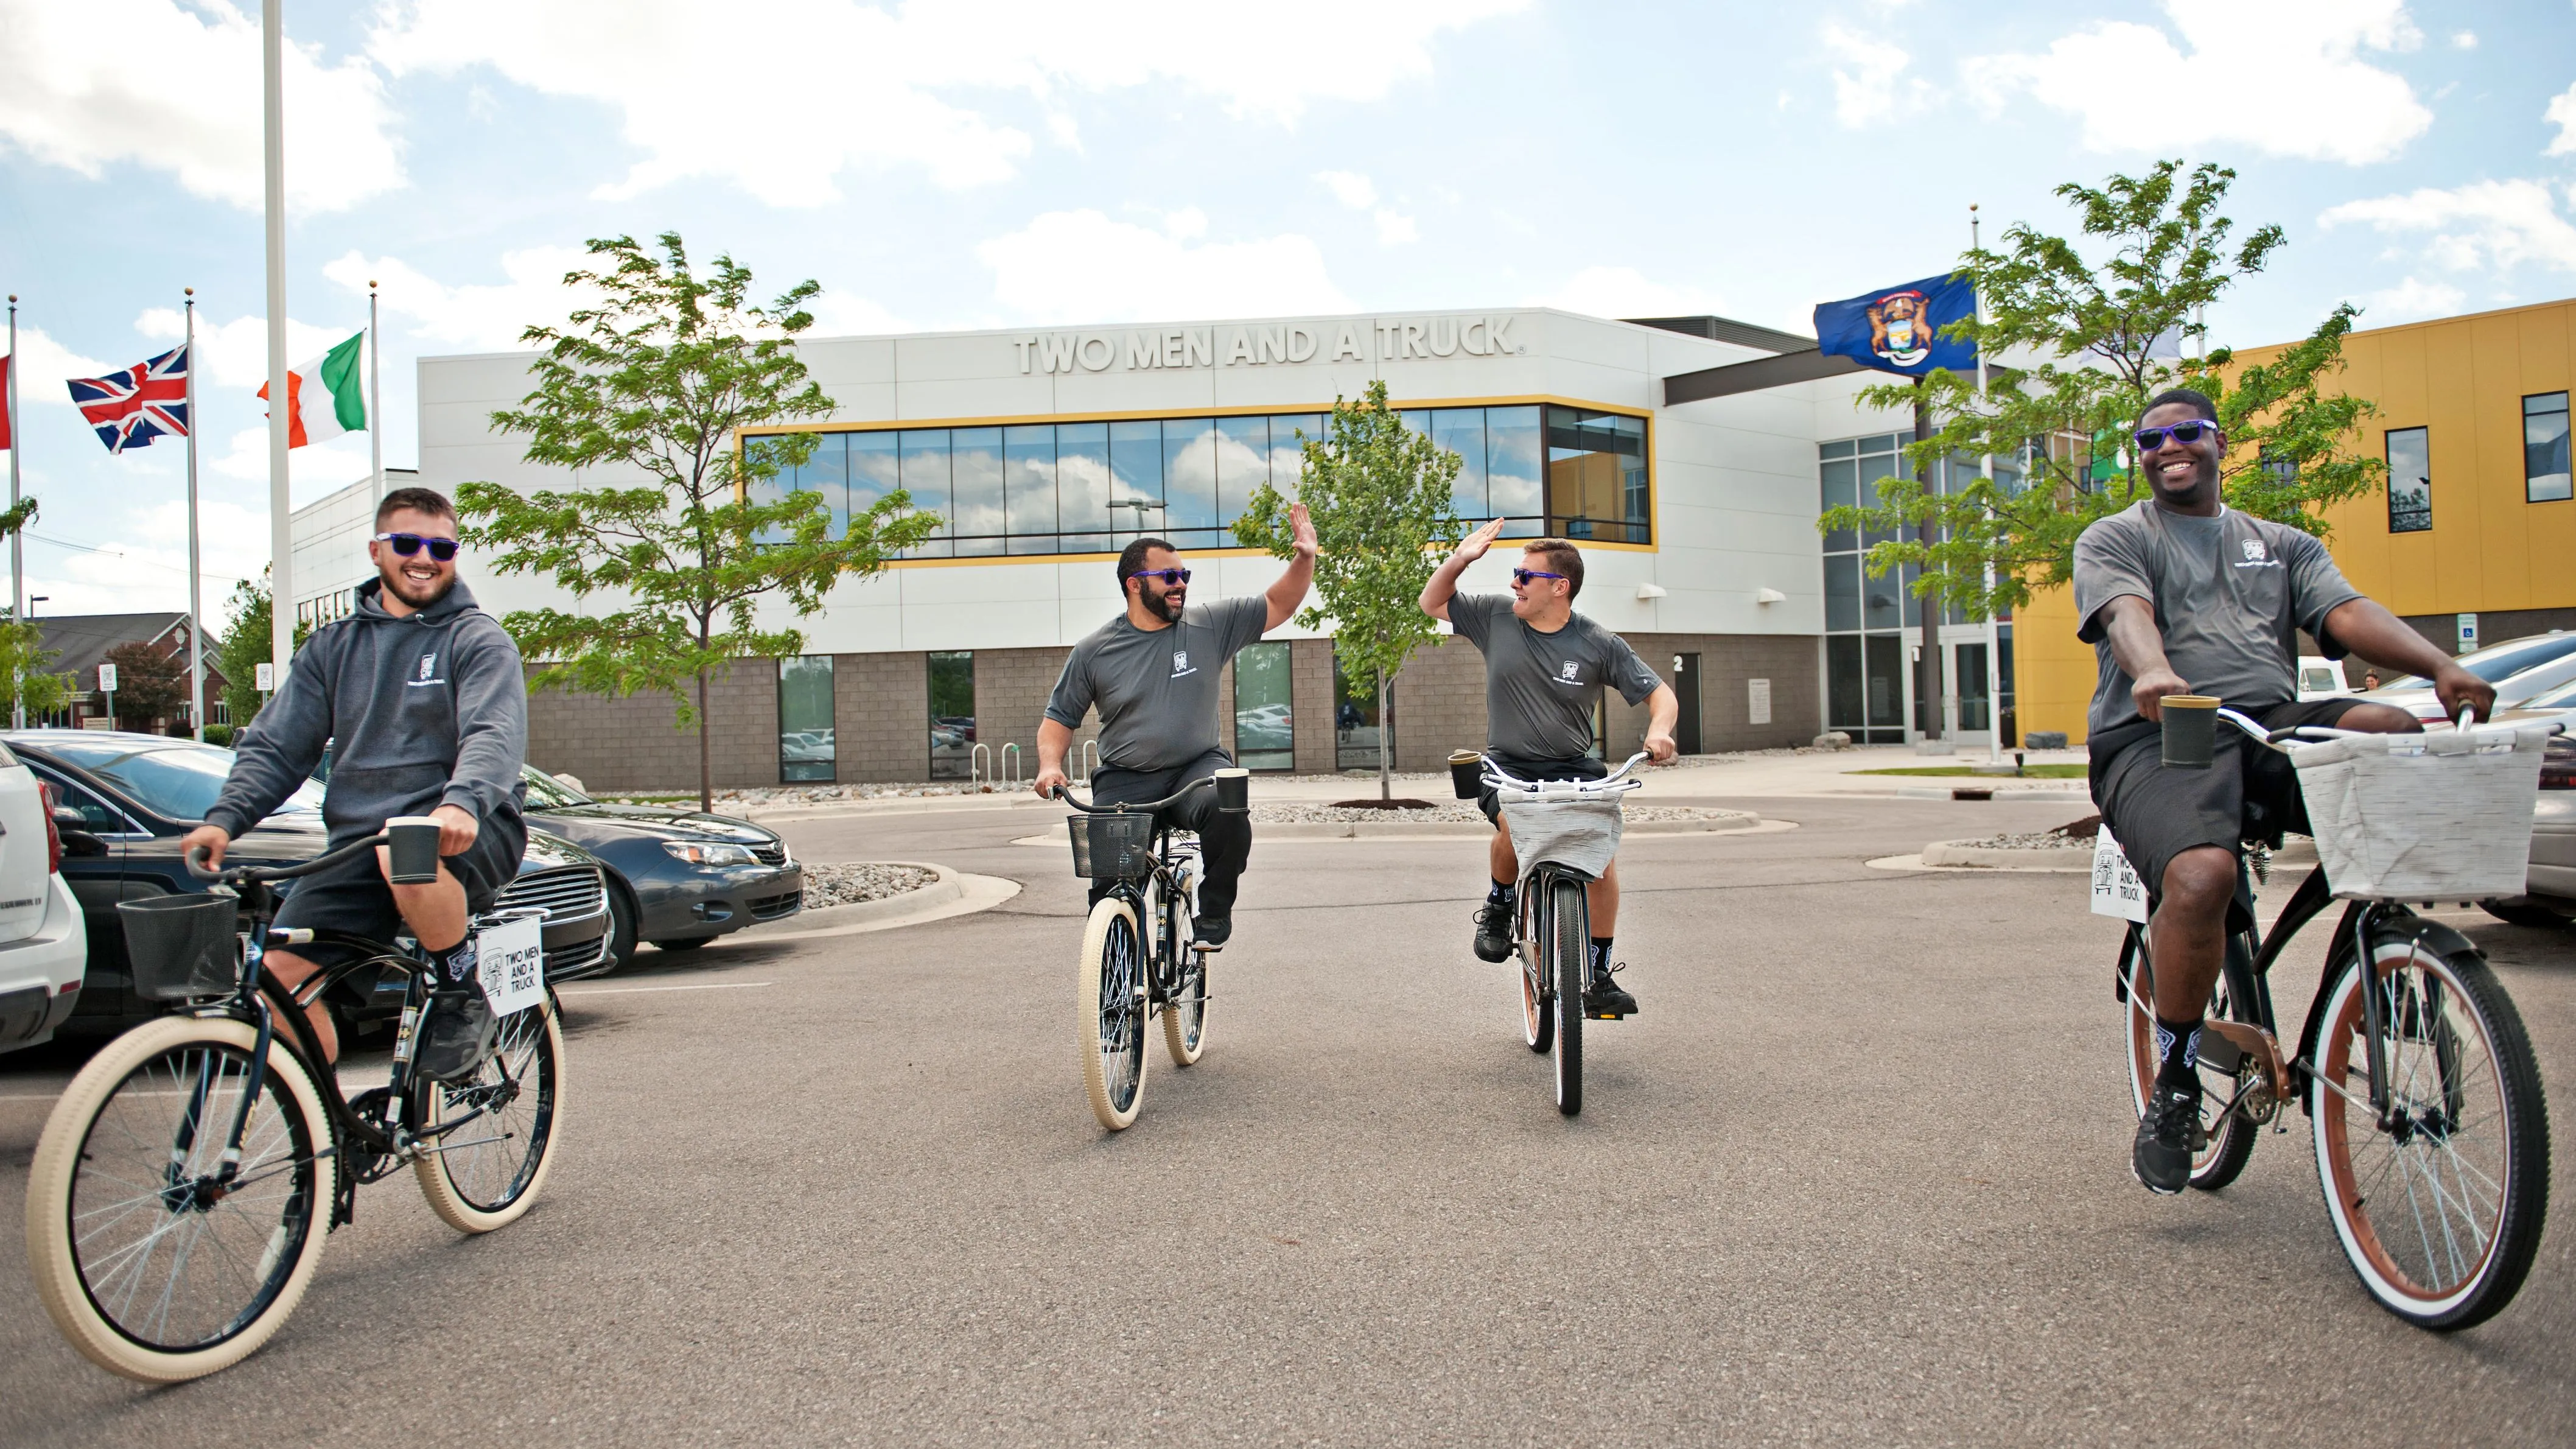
[928,651,975,780]
[1334,656,1386,772]
[1824,554,1860,633]
[801,432,850,538]
[1544,407,1650,544]
[1003,424,1058,554]
[1819,457,1858,552]
[1056,423,1111,555]
[900,429,953,558]
[951,426,1006,555]
[42,739,321,823]
[1487,405,1542,537]
[1233,640,1294,771]
[777,656,835,783]
[1826,635,1864,732]
[1857,451,1899,548]
[1819,438,1855,459]
[2525,392,2571,503]
[849,429,900,524]
[1269,414,1321,502]
[1109,420,1163,545]
[2386,427,2431,533]
[1865,634,1905,735]
[1162,418,1219,550]
[1863,566,1902,631]
[1957,642,1990,732]
[1216,415,1270,533]
[1433,409,1488,521]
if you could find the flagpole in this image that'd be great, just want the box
[1973,204,2001,767]
[262,0,293,691]
[185,289,205,742]
[6,293,19,731]
[369,281,383,504]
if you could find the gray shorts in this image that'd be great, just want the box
[271,810,527,966]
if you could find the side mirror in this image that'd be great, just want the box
[51,805,87,830]
[58,829,108,858]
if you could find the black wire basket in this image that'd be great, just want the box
[119,890,242,1002]
[1066,812,1157,880]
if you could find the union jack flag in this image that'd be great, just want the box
[66,344,190,455]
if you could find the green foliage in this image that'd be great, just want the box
[102,642,185,728]
[455,231,940,805]
[215,570,308,729]
[0,619,70,719]
[1821,160,2385,620]
[202,722,234,748]
[1235,380,1461,793]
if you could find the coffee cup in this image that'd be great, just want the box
[2159,695,2221,770]
[383,816,444,884]
[1448,749,1484,801]
[1213,767,1250,814]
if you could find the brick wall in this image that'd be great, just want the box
[1291,639,1339,774]
[523,660,777,793]
[1609,633,1819,754]
[974,646,1077,787]
[1388,636,1491,770]
[834,651,927,782]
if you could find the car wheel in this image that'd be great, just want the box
[648,938,709,952]
[2479,898,2572,929]
[603,883,640,972]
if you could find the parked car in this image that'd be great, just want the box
[1236,702,1294,753]
[2357,631,2576,723]
[0,739,89,1054]
[519,765,802,963]
[2295,655,2347,701]
[2480,678,2576,927]
[7,731,614,1039]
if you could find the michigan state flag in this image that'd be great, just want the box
[1813,273,1978,377]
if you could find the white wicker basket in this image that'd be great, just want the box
[2289,723,2552,901]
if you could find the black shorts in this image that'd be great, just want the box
[271,810,527,967]
[1477,754,1607,826]
[2091,698,2369,927]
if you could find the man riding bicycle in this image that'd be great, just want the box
[2073,388,2493,1194]
[183,486,530,1084]
[1420,521,1677,1014]
[1031,505,1318,946]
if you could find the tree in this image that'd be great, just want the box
[1235,379,1462,800]
[457,232,940,810]
[103,642,185,731]
[1820,161,2386,623]
[0,618,71,722]
[215,570,309,731]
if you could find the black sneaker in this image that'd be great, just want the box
[414,988,497,1084]
[2132,1083,2207,1195]
[1586,964,1639,1016]
[1472,899,1515,963]
[1191,911,1233,948]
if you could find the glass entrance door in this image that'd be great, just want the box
[1233,641,1293,771]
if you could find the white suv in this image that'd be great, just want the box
[0,738,91,1054]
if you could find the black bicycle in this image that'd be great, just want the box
[26,833,569,1381]
[2112,710,2552,1330]
[1055,771,1245,1130]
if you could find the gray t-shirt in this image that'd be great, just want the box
[1449,594,1664,759]
[2073,502,2362,735]
[1045,595,1271,772]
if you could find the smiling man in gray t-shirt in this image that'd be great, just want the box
[1034,510,1317,946]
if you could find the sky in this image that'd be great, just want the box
[1,0,2573,622]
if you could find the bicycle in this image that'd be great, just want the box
[24,832,569,1381]
[2110,709,2555,1329]
[1475,751,1648,1117]
[1055,770,1245,1130]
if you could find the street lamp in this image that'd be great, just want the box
[28,595,46,619]
[1107,496,1163,541]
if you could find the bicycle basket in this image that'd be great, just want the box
[118,889,243,1001]
[2290,723,2552,901]
[1067,812,1157,879]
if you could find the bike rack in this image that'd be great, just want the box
[968,742,992,792]
[1075,738,1099,786]
[1000,742,1023,792]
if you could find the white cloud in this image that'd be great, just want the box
[1375,211,1420,245]
[1970,0,2431,164]
[4,328,111,407]
[2359,276,2466,322]
[1316,170,1379,209]
[2451,30,2477,48]
[1529,266,1721,320]
[318,248,597,353]
[807,292,915,339]
[208,424,373,495]
[2319,180,2576,274]
[0,0,402,212]
[976,210,1353,324]
[22,497,280,615]
[135,309,360,388]
[2547,81,2576,157]
[1822,23,1930,128]
[368,0,1526,204]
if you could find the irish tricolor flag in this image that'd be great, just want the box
[257,332,367,447]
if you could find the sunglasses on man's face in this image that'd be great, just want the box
[1511,568,1567,586]
[2133,420,2219,453]
[374,532,460,561]
[1134,567,1191,586]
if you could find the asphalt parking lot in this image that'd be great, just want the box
[4,788,2570,1446]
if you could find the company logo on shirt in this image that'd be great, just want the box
[1551,659,1586,687]
[407,651,444,687]
[1170,648,1197,679]
[2233,538,2281,569]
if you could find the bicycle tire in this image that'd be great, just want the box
[2121,927,2262,1191]
[2310,925,2551,1330]
[1552,878,1585,1117]
[1519,935,1552,1055]
[415,993,567,1233]
[1158,879,1209,1068]
[26,1016,333,1383]
[1078,897,1149,1130]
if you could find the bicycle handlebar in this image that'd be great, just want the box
[187,830,391,885]
[1479,751,1651,799]
[1052,776,1217,815]
[2219,706,2566,755]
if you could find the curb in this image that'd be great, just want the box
[723,862,1019,943]
[760,861,964,930]
[1920,838,2096,869]
[1893,784,2088,801]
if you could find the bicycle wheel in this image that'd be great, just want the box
[2310,925,2550,1329]
[415,993,567,1233]
[1551,878,1585,1117]
[1078,896,1149,1130]
[2121,927,2262,1190]
[1157,878,1209,1068]
[25,1016,333,1383]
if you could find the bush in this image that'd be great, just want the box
[201,723,234,748]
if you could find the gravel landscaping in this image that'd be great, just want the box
[802,862,940,909]
[1251,801,1747,826]
[1942,830,2090,851]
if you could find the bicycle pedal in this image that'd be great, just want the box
[1587,1011,1629,1020]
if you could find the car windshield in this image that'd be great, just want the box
[522,767,593,809]
[2377,634,2576,692]
[2519,677,2576,711]
[39,739,326,822]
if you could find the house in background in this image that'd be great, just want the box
[27,612,228,734]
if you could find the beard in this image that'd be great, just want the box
[380,559,457,609]
[1145,584,1186,624]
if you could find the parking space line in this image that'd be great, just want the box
[558,980,774,997]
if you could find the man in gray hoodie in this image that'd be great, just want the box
[183,486,530,1081]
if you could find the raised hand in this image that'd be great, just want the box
[1289,501,1317,558]
[1453,516,1508,564]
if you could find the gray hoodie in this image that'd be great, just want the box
[207,577,528,847]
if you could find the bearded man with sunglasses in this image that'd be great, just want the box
[1421,521,1677,1014]
[2074,388,2491,1195]
[1032,508,1318,945]
[183,486,530,1083]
